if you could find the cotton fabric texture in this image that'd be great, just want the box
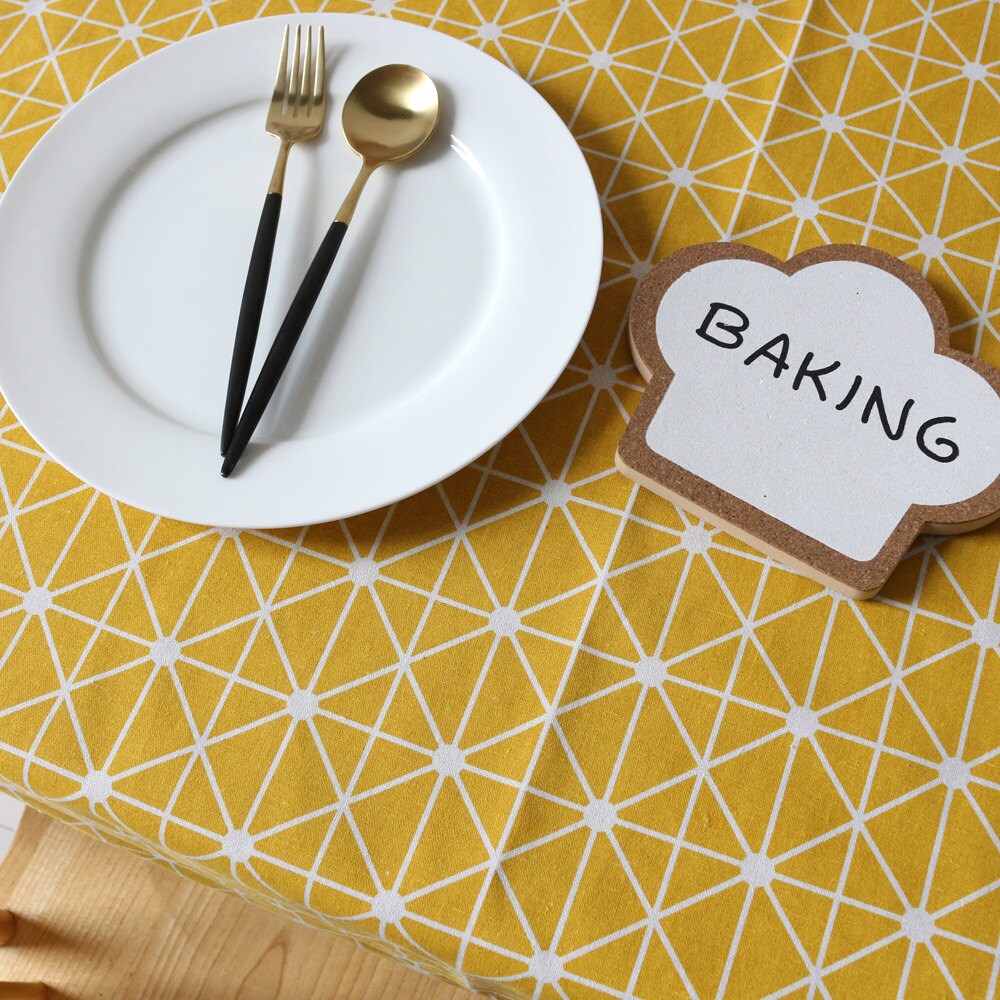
[0,2,999,998]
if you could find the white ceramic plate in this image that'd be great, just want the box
[0,15,602,528]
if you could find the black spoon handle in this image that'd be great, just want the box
[221,220,349,477]
[221,192,283,455]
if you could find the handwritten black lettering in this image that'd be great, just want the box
[695,303,749,349]
[744,334,790,378]
[917,416,959,463]
[793,352,841,401]
[835,374,863,411]
[861,386,914,441]
[691,302,960,461]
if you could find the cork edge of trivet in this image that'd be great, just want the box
[619,241,1000,597]
[613,453,882,599]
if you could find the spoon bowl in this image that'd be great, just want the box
[343,64,440,164]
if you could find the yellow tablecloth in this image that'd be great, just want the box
[2,1,1000,997]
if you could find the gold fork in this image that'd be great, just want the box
[221,24,326,456]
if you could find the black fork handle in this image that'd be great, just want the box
[221,191,283,455]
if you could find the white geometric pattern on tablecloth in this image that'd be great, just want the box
[0,1,998,998]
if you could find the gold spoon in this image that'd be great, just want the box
[222,64,441,477]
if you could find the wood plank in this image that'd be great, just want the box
[0,810,478,999]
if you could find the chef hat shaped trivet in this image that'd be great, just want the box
[615,242,1000,599]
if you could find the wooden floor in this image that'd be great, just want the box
[0,810,477,1000]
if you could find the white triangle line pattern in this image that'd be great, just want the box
[0,2,997,998]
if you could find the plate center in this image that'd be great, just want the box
[82,102,502,441]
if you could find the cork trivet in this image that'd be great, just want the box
[616,242,1000,599]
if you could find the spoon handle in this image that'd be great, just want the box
[221,219,348,477]
[220,191,283,456]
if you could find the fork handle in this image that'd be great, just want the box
[221,191,283,455]
[221,220,349,477]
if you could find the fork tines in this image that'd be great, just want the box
[272,24,325,121]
